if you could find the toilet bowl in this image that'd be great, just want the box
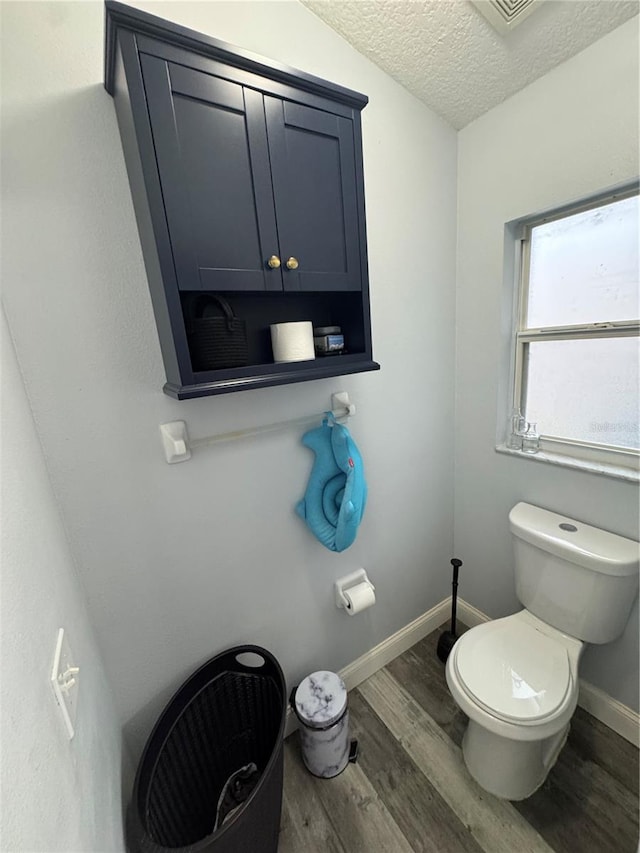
[446,610,583,800]
[444,502,639,801]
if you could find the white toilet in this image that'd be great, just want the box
[445,501,639,801]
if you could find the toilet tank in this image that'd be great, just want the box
[509,502,639,644]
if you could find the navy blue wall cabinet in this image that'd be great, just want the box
[104,2,379,399]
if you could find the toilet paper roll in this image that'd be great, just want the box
[270,321,315,363]
[343,582,376,615]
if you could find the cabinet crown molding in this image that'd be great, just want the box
[104,0,368,110]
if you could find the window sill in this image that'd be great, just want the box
[495,444,639,484]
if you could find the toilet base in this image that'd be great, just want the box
[461,719,570,801]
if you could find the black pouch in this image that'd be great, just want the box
[187,295,248,371]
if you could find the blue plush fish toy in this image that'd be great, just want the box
[296,414,367,552]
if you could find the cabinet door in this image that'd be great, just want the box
[140,54,282,291]
[264,98,362,292]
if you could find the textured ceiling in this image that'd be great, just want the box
[301,0,639,129]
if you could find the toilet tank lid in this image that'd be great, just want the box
[509,503,639,577]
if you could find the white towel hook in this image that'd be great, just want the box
[331,391,356,419]
[160,421,191,464]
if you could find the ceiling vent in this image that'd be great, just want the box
[470,0,543,35]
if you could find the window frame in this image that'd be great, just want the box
[511,185,640,471]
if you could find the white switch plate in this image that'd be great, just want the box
[50,628,79,739]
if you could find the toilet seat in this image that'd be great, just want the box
[452,617,572,724]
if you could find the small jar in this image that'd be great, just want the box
[313,326,345,356]
[522,422,540,454]
[507,407,526,450]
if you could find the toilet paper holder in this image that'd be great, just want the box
[335,569,375,611]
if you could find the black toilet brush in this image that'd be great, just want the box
[437,558,462,663]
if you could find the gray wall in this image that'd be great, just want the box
[455,19,639,711]
[0,309,129,852]
[1,0,458,759]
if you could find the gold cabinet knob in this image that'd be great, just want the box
[286,256,299,270]
[266,255,281,269]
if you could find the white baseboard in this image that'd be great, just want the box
[456,598,490,629]
[286,596,639,748]
[338,598,451,691]
[578,679,639,748]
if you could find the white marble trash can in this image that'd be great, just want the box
[292,670,352,778]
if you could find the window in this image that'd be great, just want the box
[511,187,639,472]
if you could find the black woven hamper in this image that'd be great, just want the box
[127,646,286,853]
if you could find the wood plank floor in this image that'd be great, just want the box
[279,624,639,853]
